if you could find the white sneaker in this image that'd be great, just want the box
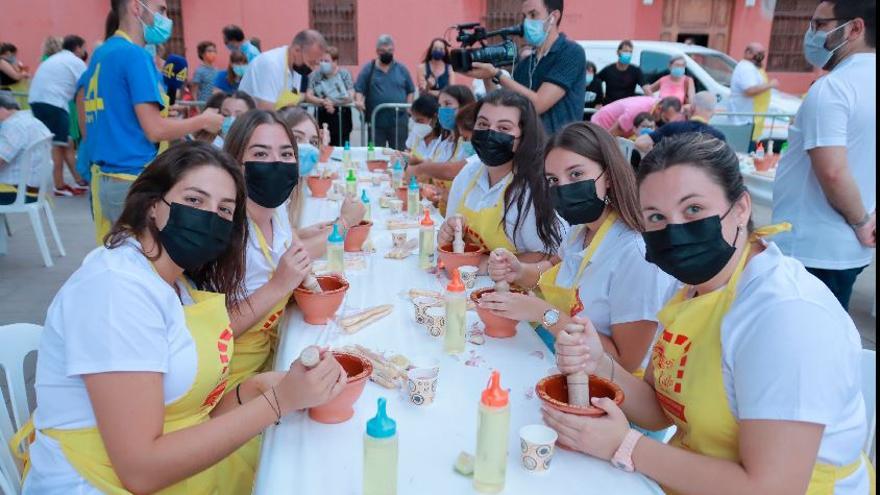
[53,186,74,197]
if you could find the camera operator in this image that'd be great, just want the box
[467,0,584,134]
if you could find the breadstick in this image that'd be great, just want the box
[342,306,393,334]
[340,305,393,328]
[564,323,590,406]
[409,289,442,300]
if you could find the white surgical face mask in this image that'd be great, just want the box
[803,20,852,68]
[410,120,433,140]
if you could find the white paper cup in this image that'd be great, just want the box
[406,367,439,406]
[458,265,479,289]
[389,199,404,215]
[519,424,558,473]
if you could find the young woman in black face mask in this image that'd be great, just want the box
[438,89,563,266]
[20,142,346,494]
[484,122,677,374]
[546,134,869,495]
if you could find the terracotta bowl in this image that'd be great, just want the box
[395,186,409,210]
[471,287,527,338]
[437,243,483,276]
[308,352,373,424]
[367,160,388,172]
[318,145,334,163]
[307,176,333,198]
[292,275,349,325]
[344,220,372,252]
[753,154,780,172]
[535,374,624,416]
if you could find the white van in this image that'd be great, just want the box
[577,40,802,141]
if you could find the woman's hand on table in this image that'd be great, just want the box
[477,291,548,322]
[272,242,312,293]
[276,350,347,413]
[541,397,629,461]
[437,215,466,246]
[487,248,522,284]
[340,195,366,227]
[555,316,604,375]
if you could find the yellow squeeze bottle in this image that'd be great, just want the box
[443,268,467,354]
[363,398,398,495]
[473,371,510,494]
[419,208,435,270]
[327,223,345,273]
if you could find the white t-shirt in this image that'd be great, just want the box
[669,242,868,493]
[238,46,302,106]
[772,53,876,270]
[555,221,679,368]
[726,60,764,125]
[0,111,52,188]
[244,204,294,297]
[445,156,566,253]
[24,240,198,494]
[28,50,87,110]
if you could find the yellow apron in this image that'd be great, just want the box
[751,69,772,142]
[227,215,291,391]
[652,223,875,495]
[89,165,138,245]
[456,166,517,254]
[12,282,235,494]
[274,50,303,110]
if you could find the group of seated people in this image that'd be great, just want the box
[12,86,871,495]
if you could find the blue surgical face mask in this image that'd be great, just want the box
[670,66,685,78]
[438,107,457,131]
[803,21,851,69]
[523,14,554,47]
[585,73,594,86]
[139,1,173,45]
[221,115,235,136]
[320,61,333,75]
[619,52,632,65]
[297,143,320,177]
[460,140,475,157]
[232,65,247,78]
[639,127,654,136]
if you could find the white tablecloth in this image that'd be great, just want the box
[253,149,662,494]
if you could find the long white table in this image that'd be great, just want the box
[253,148,662,495]
[737,154,775,209]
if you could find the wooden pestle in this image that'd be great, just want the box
[301,274,323,294]
[564,323,590,406]
[491,248,511,293]
[299,345,321,369]
[452,217,465,254]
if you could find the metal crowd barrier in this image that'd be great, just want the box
[370,103,412,150]
[299,102,366,147]
[712,111,796,142]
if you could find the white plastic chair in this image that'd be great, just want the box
[0,323,42,495]
[861,349,876,464]
[617,136,636,164]
[0,147,66,267]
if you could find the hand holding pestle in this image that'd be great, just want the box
[491,248,512,293]
[299,345,321,369]
[452,217,465,254]
[301,274,323,294]
[563,323,590,406]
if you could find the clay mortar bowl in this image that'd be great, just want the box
[367,160,388,172]
[344,220,373,252]
[292,275,349,325]
[535,374,624,416]
[308,351,373,424]
[471,286,527,338]
[307,175,333,198]
[318,145,334,163]
[436,243,483,276]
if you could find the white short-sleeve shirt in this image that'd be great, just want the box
[24,239,198,494]
[445,156,565,253]
[238,46,302,106]
[0,111,53,188]
[555,220,679,368]
[28,50,87,110]
[726,60,764,125]
[679,242,868,494]
[772,53,876,270]
[244,204,294,297]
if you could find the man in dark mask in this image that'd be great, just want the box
[354,34,416,151]
[726,42,778,150]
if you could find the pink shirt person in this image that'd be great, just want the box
[657,74,688,104]
[591,96,656,136]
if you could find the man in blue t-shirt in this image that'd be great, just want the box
[635,91,725,154]
[466,0,585,135]
[82,0,222,234]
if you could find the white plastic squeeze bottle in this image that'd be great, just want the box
[419,208,435,270]
[346,168,358,197]
[363,397,398,495]
[407,175,420,218]
[443,268,467,354]
[473,371,510,494]
[361,189,372,222]
[327,223,345,273]
[391,160,404,190]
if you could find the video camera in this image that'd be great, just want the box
[449,22,523,74]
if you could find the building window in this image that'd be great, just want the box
[767,0,813,72]
[310,0,357,65]
[484,0,522,31]
[165,0,186,57]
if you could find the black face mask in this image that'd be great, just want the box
[292,63,312,76]
[471,129,516,167]
[551,173,607,226]
[244,161,300,208]
[158,201,234,272]
[378,52,394,65]
[642,206,740,286]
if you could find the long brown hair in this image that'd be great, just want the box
[544,122,645,232]
[105,141,249,307]
[223,109,304,227]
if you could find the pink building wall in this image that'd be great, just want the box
[1,0,817,95]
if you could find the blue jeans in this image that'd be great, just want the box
[806,265,867,311]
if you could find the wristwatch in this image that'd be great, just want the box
[611,429,643,472]
[542,308,560,329]
[491,69,509,85]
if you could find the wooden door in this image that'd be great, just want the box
[310,0,358,65]
[661,0,733,52]
[484,0,522,31]
[165,0,186,57]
